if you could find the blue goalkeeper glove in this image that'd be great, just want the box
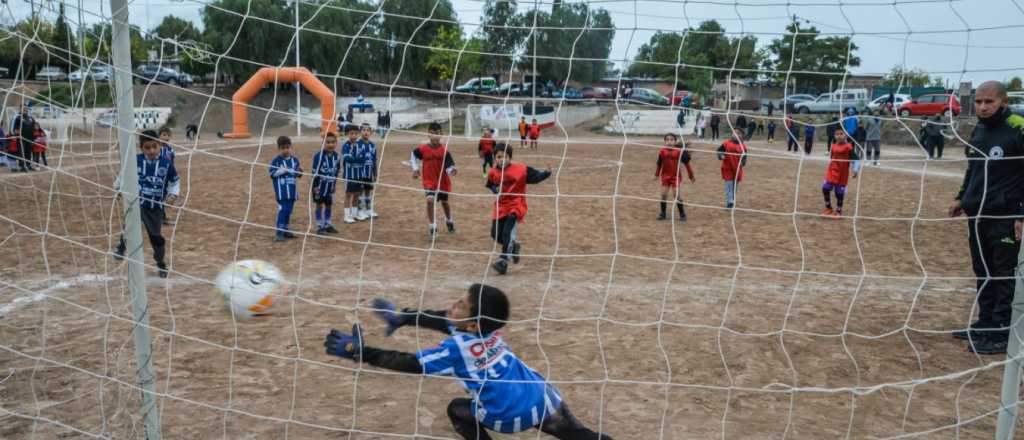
[324,324,364,360]
[372,298,405,337]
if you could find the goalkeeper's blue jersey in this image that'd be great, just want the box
[416,329,563,433]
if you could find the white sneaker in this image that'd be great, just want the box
[344,215,356,224]
[356,209,369,221]
[368,209,379,218]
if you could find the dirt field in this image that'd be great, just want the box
[0,124,1019,439]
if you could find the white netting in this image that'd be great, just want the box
[1,0,1023,438]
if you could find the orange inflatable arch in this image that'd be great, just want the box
[222,67,336,139]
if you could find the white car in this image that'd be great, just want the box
[89,66,114,82]
[867,94,910,112]
[35,67,66,81]
[68,69,88,81]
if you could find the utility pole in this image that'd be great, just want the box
[109,0,161,437]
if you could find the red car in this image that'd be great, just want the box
[897,94,961,117]
[581,86,613,100]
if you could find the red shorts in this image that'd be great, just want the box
[660,176,679,187]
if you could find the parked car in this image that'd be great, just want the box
[794,89,870,114]
[68,69,89,81]
[867,94,911,113]
[667,90,693,106]
[897,93,961,117]
[89,66,114,82]
[0,67,9,78]
[1009,91,1024,116]
[455,77,497,94]
[552,87,583,100]
[492,81,521,96]
[178,72,193,87]
[35,66,66,81]
[135,65,186,85]
[581,86,612,100]
[781,94,817,112]
[626,88,670,106]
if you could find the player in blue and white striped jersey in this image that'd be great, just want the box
[158,127,176,225]
[357,123,379,219]
[269,136,302,242]
[114,130,180,278]
[325,284,613,440]
[311,133,341,234]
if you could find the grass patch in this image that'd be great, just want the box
[36,83,114,108]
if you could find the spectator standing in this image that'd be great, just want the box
[11,105,34,172]
[864,112,882,165]
[710,113,721,140]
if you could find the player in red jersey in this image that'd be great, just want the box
[821,129,859,218]
[486,143,551,275]
[655,133,695,222]
[411,122,457,236]
[717,127,748,209]
[478,127,496,178]
[528,118,541,150]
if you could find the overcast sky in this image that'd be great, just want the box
[8,0,1024,86]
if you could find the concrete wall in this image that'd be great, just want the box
[604,109,698,135]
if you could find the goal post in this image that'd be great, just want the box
[464,103,524,141]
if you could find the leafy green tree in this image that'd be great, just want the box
[763,21,860,92]
[881,66,939,88]
[425,26,483,82]
[1008,76,1023,91]
[50,2,75,70]
[376,0,459,84]
[519,3,614,83]
[201,0,295,79]
[480,0,522,76]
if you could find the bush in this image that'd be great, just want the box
[36,83,114,107]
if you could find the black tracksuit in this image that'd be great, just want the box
[956,108,1024,340]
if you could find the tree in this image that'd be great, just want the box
[480,0,522,77]
[626,21,763,96]
[50,2,75,70]
[202,0,296,79]
[153,15,201,43]
[881,66,939,88]
[519,3,614,83]
[1008,76,1023,91]
[763,21,860,93]
[376,0,459,84]
[425,26,483,82]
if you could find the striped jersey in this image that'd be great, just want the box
[357,138,377,181]
[160,142,175,162]
[311,149,341,196]
[132,154,179,210]
[269,155,301,201]
[416,329,563,433]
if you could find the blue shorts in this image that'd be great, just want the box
[822,181,847,195]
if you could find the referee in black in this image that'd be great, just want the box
[948,80,1024,355]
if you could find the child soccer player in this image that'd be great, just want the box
[478,127,496,178]
[821,129,859,218]
[766,120,776,143]
[325,284,613,440]
[411,122,456,236]
[358,123,379,219]
[717,128,747,209]
[158,127,175,225]
[341,125,365,223]
[518,116,528,148]
[31,123,47,167]
[486,143,551,275]
[655,133,695,222]
[312,132,341,234]
[528,118,541,150]
[270,135,302,241]
[785,115,800,152]
[803,119,816,155]
[114,130,179,278]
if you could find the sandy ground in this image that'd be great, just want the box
[0,124,1019,440]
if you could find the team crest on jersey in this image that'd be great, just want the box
[989,146,1005,159]
[156,167,167,177]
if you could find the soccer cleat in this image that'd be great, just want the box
[828,210,842,219]
[368,209,379,218]
[429,225,437,237]
[491,259,508,275]
[820,207,834,216]
[511,242,521,264]
[726,203,735,209]
[953,321,988,340]
[157,262,169,279]
[968,337,1008,355]
[274,232,286,242]
[283,231,297,239]
[344,215,356,224]
[446,221,455,233]
[657,213,667,220]
[323,224,339,234]
[679,215,687,224]
[356,210,369,221]
[316,227,327,235]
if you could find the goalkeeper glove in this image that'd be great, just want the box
[372,298,405,337]
[324,324,364,360]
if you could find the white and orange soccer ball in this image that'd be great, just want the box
[214,259,284,320]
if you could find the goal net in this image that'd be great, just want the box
[1,0,1023,438]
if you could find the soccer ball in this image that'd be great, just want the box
[214,260,284,320]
